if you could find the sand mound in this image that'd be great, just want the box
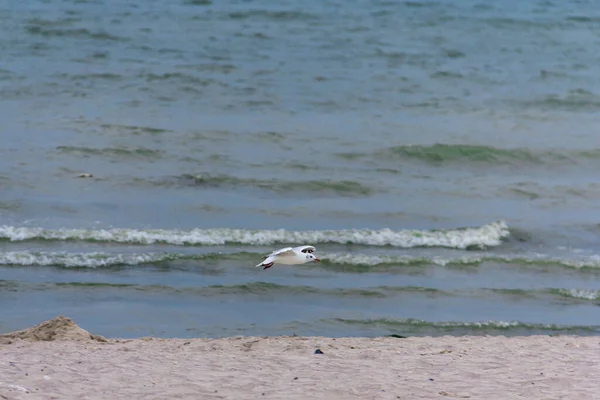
[0,316,107,344]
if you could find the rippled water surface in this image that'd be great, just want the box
[2,0,600,338]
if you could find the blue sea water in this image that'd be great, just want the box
[2,0,600,337]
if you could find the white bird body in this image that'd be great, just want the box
[256,245,320,269]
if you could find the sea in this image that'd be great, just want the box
[2,0,600,338]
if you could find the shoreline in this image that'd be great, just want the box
[1,317,598,399]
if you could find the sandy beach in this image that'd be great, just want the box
[0,317,597,399]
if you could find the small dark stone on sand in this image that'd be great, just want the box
[387,334,407,338]
[314,349,324,354]
[294,377,298,380]
[429,378,435,381]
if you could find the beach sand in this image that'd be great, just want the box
[0,317,598,399]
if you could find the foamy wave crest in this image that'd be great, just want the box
[559,255,600,269]
[331,318,597,332]
[0,251,176,268]
[322,253,484,267]
[0,250,484,269]
[4,249,600,270]
[0,221,509,249]
[553,289,600,301]
[324,253,600,269]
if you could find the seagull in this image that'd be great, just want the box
[255,245,321,270]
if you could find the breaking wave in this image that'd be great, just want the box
[5,247,600,274]
[0,221,509,249]
[329,318,599,335]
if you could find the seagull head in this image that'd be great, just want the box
[305,253,321,263]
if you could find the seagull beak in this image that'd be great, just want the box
[314,258,321,262]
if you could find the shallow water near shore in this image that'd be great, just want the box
[2,0,600,338]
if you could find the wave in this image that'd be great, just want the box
[0,201,21,211]
[6,247,600,273]
[313,253,600,271]
[430,71,463,79]
[142,73,216,86]
[323,253,600,271]
[56,146,163,160]
[96,123,171,135]
[0,251,182,268]
[0,69,18,82]
[1,280,434,298]
[25,26,125,41]
[0,251,477,269]
[492,288,600,302]
[166,174,374,197]
[483,17,554,29]
[566,16,600,23]
[184,0,212,5]
[66,120,171,136]
[329,318,599,334]
[516,90,600,112]
[550,288,600,301]
[26,17,81,27]
[488,288,600,302]
[338,144,600,166]
[3,279,598,303]
[226,10,318,21]
[0,221,509,249]
[57,73,123,81]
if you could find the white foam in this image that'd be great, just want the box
[353,318,568,329]
[407,319,581,329]
[561,254,600,269]
[322,253,483,266]
[0,251,171,268]
[556,289,600,300]
[0,250,471,268]
[0,221,510,249]
[458,320,520,328]
[3,248,600,270]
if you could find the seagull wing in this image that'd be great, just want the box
[265,247,295,258]
[293,245,316,254]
